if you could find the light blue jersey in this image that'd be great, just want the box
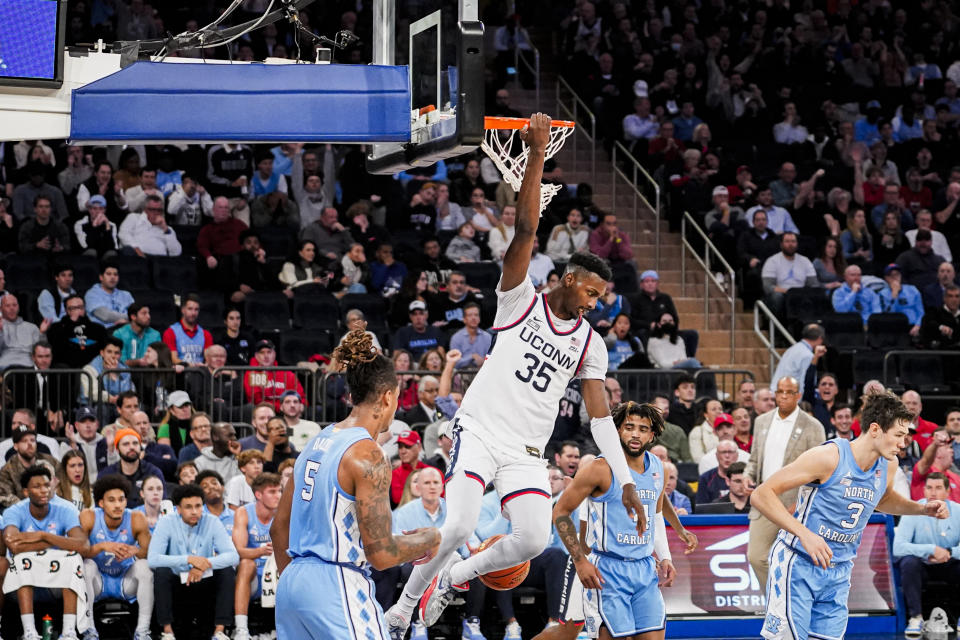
[779,438,887,563]
[586,452,662,560]
[277,425,389,640]
[4,498,80,536]
[242,502,273,571]
[764,439,890,640]
[203,504,234,536]
[90,508,136,577]
[583,453,665,638]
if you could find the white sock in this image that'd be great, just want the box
[235,614,248,631]
[21,614,36,636]
[63,614,77,635]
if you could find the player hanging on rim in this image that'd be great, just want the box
[551,402,681,639]
[386,112,647,637]
[752,392,949,640]
[270,330,441,640]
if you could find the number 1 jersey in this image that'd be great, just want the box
[456,277,606,455]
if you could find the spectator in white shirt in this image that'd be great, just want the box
[487,206,516,263]
[435,183,466,232]
[124,166,164,213]
[528,237,556,290]
[772,101,809,144]
[167,175,213,226]
[761,232,818,316]
[745,186,799,234]
[223,449,264,509]
[623,97,659,144]
[906,209,953,262]
[118,195,182,257]
[545,208,590,262]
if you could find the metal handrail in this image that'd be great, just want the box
[611,141,661,268]
[680,211,736,359]
[555,75,596,186]
[881,350,960,387]
[513,42,541,110]
[753,301,796,374]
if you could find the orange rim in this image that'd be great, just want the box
[484,116,575,130]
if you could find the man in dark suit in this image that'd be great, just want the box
[4,341,73,436]
[398,375,442,433]
[745,375,825,588]
[922,284,960,349]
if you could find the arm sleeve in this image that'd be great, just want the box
[653,512,671,560]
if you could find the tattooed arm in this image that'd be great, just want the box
[347,440,441,571]
[552,457,611,589]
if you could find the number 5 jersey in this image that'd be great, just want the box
[455,277,607,456]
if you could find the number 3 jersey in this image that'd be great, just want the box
[779,437,887,564]
[586,452,662,560]
[456,277,606,455]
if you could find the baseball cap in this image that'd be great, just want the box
[167,390,192,408]
[883,263,902,275]
[866,100,882,110]
[255,339,276,352]
[74,406,97,422]
[397,430,421,446]
[88,195,107,207]
[633,79,649,98]
[640,270,659,281]
[713,413,734,429]
[11,424,36,443]
[409,300,427,313]
[712,186,729,197]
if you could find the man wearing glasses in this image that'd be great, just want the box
[117,194,182,257]
[46,295,107,369]
[746,376,826,588]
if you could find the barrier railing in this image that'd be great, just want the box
[555,75,597,187]
[514,42,541,110]
[695,368,755,403]
[102,366,211,422]
[881,350,960,389]
[0,368,95,434]
[212,365,319,424]
[680,211,736,359]
[753,301,795,374]
[611,141,662,269]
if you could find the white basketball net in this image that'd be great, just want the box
[480,122,575,213]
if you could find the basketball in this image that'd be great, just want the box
[476,534,530,591]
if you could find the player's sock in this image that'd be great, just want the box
[235,615,249,631]
[63,613,77,635]
[22,614,37,637]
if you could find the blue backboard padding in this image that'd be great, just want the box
[71,61,410,142]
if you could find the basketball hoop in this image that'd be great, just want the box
[481,116,575,213]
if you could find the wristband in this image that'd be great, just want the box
[654,512,671,561]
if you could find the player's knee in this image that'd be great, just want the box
[444,520,476,548]
[238,558,256,576]
[132,558,152,580]
[513,527,550,560]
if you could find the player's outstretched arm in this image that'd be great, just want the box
[876,458,949,518]
[349,440,441,570]
[500,113,551,292]
[752,444,839,569]
[660,494,697,554]
[553,458,610,589]
[582,378,646,535]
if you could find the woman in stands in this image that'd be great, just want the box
[545,208,590,263]
[603,313,650,370]
[279,239,335,296]
[134,474,172,533]
[840,208,873,270]
[487,205,516,264]
[688,397,725,464]
[392,350,419,412]
[417,349,444,375]
[813,236,846,291]
[55,450,92,511]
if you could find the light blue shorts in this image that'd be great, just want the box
[276,557,389,640]
[583,553,664,638]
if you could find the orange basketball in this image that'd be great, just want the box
[476,534,530,591]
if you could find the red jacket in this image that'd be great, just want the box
[244,369,305,410]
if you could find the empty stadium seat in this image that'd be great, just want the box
[173,225,200,257]
[243,292,291,332]
[257,227,296,258]
[852,350,886,389]
[130,289,179,330]
[292,291,340,332]
[458,262,501,289]
[280,329,335,363]
[113,254,152,290]
[611,262,638,294]
[339,293,388,331]
[866,313,911,349]
[3,255,50,290]
[151,256,198,294]
[13,289,41,324]
[899,354,950,394]
[195,290,225,329]
[784,287,830,326]
[820,313,864,351]
[67,254,101,291]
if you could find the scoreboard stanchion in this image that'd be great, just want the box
[663,514,902,639]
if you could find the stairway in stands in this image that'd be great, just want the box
[497,47,773,385]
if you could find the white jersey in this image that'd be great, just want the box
[455,277,606,455]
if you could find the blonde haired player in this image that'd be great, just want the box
[386,114,646,636]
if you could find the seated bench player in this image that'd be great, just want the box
[79,474,154,640]
[231,473,282,640]
[3,465,89,640]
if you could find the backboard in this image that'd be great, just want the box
[365,0,485,174]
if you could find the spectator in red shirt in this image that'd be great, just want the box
[197,196,248,288]
[647,121,685,167]
[732,407,753,453]
[161,294,213,366]
[902,390,939,450]
[588,213,633,263]
[910,429,960,503]
[389,430,434,507]
[901,168,933,215]
[243,339,304,410]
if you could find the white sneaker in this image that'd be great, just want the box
[461,616,485,640]
[503,621,522,640]
[233,629,250,640]
[419,566,468,627]
[160,633,176,640]
[410,621,428,640]
[905,614,923,638]
[925,607,954,633]
[133,633,152,640]
[385,604,412,640]
[212,632,231,640]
